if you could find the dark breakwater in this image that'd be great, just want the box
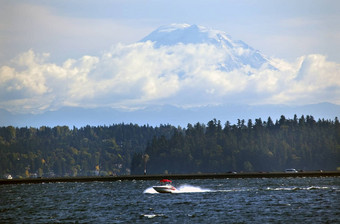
[1,171,339,185]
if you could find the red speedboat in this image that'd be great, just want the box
[153,179,177,193]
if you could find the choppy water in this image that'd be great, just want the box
[1,177,339,223]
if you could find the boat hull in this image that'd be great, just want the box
[153,185,176,193]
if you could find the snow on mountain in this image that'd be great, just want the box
[140,24,275,71]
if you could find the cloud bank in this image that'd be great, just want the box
[0,42,339,114]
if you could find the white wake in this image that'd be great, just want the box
[143,184,211,194]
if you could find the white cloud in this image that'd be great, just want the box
[0,43,339,114]
[268,54,340,105]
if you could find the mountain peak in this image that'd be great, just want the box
[140,24,274,70]
[156,23,192,32]
[141,23,231,46]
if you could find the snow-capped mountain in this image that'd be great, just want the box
[140,24,275,71]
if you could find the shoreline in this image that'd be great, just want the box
[1,171,340,185]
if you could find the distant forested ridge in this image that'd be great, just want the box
[0,124,175,178]
[1,115,339,178]
[131,115,340,174]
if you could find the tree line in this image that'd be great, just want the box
[131,115,340,174]
[0,124,175,178]
[1,115,339,178]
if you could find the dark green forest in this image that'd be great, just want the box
[1,115,340,178]
[131,115,340,174]
[0,124,175,178]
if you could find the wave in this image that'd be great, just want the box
[175,184,211,193]
[144,185,336,194]
[265,186,332,191]
[143,184,211,194]
[140,213,166,219]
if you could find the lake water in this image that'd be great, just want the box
[1,177,339,223]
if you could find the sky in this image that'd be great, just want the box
[0,0,339,116]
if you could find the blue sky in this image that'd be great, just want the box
[1,0,339,63]
[0,0,339,116]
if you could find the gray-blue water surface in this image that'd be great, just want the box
[1,177,339,223]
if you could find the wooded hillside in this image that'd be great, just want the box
[0,124,175,178]
[1,115,339,178]
[131,115,340,174]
